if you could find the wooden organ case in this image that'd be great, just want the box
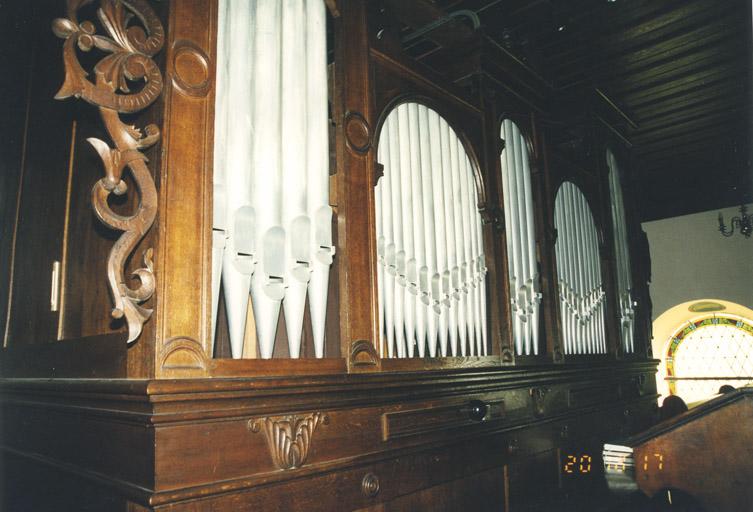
[1,1,659,510]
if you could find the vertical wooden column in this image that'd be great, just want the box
[537,128,565,363]
[595,140,623,359]
[480,80,513,363]
[333,0,381,371]
[152,0,217,378]
[526,112,557,361]
[627,153,653,359]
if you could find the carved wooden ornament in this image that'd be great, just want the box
[249,413,325,470]
[53,0,164,342]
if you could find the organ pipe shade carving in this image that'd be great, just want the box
[554,182,606,354]
[499,120,541,356]
[211,0,334,359]
[375,103,487,358]
[606,149,635,353]
[52,0,164,343]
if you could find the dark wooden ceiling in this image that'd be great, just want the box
[383,0,753,221]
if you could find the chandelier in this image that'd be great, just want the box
[718,205,752,238]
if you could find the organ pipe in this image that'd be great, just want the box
[376,103,487,359]
[211,0,334,359]
[554,182,607,354]
[499,120,541,356]
[607,150,635,353]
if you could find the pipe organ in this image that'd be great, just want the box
[554,182,607,354]
[376,103,487,358]
[499,119,541,356]
[607,149,635,354]
[212,0,334,359]
[1,1,658,510]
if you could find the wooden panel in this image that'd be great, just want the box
[0,1,36,347]
[0,333,126,378]
[57,106,132,341]
[375,466,506,512]
[152,437,512,510]
[507,450,559,511]
[1,399,155,495]
[631,391,753,512]
[154,0,217,377]
[1,451,129,512]
[4,0,75,347]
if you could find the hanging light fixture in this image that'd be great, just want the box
[718,205,753,238]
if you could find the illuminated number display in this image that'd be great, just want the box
[644,453,664,471]
[606,455,628,471]
[563,454,593,474]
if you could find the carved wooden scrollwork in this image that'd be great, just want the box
[248,413,327,470]
[53,0,164,342]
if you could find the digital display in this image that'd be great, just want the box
[643,453,664,471]
[605,453,629,471]
[563,454,592,474]
[565,452,666,474]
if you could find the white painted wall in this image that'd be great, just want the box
[642,204,753,322]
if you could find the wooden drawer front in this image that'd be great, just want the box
[381,396,505,441]
[154,392,508,491]
[568,384,617,409]
[156,439,510,511]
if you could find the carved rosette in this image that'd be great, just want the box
[249,413,326,470]
[53,0,164,342]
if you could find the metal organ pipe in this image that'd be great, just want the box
[607,150,635,353]
[417,106,438,357]
[427,110,450,357]
[554,182,606,354]
[306,0,335,359]
[499,120,541,356]
[211,0,230,354]
[221,0,257,359]
[211,0,334,359]
[375,103,487,359]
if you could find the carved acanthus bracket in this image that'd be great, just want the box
[500,347,514,364]
[249,413,328,470]
[530,387,550,417]
[53,0,164,343]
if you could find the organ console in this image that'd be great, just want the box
[1,0,663,510]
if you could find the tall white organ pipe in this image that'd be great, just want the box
[375,102,487,359]
[499,120,541,356]
[554,182,606,354]
[211,0,231,354]
[428,110,450,357]
[211,0,334,359]
[606,150,635,354]
[222,0,257,359]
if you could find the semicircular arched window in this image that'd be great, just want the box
[666,315,753,403]
[500,119,541,356]
[375,102,487,359]
[554,182,607,354]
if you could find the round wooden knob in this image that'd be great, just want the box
[468,400,489,422]
[361,472,380,498]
